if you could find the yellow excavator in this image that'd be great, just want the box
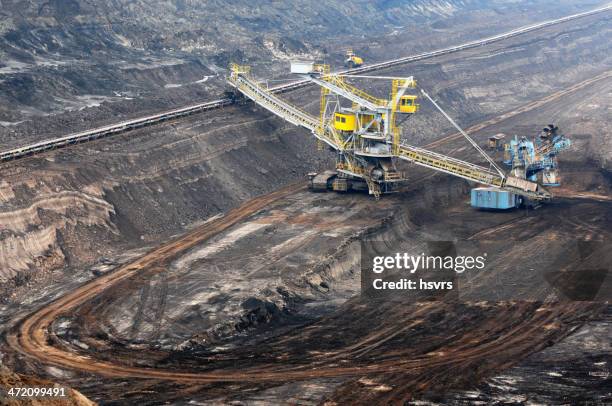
[227,62,552,206]
[345,49,363,68]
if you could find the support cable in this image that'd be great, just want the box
[420,89,506,179]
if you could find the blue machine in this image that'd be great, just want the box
[503,124,571,186]
[471,187,520,210]
[471,125,570,210]
[504,136,537,181]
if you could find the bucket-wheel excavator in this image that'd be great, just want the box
[227,62,567,208]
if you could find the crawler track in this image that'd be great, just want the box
[1,5,610,164]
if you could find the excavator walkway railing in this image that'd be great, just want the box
[396,144,502,187]
[228,65,345,150]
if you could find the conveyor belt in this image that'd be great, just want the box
[228,69,346,150]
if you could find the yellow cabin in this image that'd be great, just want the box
[398,95,418,113]
[334,113,356,131]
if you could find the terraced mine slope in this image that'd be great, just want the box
[0,1,610,404]
[1,0,605,146]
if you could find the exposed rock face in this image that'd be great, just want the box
[0,5,609,296]
[0,106,331,295]
[0,190,115,274]
[0,163,119,298]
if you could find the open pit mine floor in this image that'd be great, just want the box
[4,72,612,404]
[5,180,610,404]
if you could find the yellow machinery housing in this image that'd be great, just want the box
[398,95,419,113]
[334,112,356,131]
[334,112,379,132]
